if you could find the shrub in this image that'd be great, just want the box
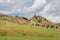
[35,24,40,26]
[50,25,54,28]
[3,18,6,20]
[46,25,49,28]
[34,15,37,19]
[56,26,58,29]
[38,19,42,23]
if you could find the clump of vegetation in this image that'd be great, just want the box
[46,25,49,28]
[35,24,40,26]
[50,25,54,28]
[56,26,58,29]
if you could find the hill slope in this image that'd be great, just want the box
[30,15,59,29]
[0,14,59,29]
[0,22,60,36]
[0,14,60,40]
[0,14,29,25]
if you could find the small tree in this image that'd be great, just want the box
[44,18,46,21]
[34,15,36,17]
[44,18,48,21]
[38,19,42,23]
[34,15,37,19]
[56,26,58,29]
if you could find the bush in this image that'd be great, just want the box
[56,26,58,29]
[35,24,40,26]
[3,18,6,20]
[46,25,49,28]
[50,25,54,28]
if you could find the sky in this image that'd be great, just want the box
[0,0,60,23]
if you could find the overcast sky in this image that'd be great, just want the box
[0,0,60,23]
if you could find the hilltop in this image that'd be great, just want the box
[0,14,29,25]
[0,14,59,29]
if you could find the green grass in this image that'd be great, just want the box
[0,36,60,40]
[0,23,60,40]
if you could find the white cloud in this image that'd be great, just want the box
[45,16,60,23]
[30,0,46,9]
[0,0,5,2]
[6,0,14,3]
[7,0,12,3]
[0,0,46,14]
[0,11,12,14]
[0,0,14,3]
[41,3,53,15]
[23,0,46,13]
[11,6,22,13]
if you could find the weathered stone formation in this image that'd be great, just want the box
[30,15,58,29]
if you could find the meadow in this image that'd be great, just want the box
[0,36,60,40]
[0,23,60,40]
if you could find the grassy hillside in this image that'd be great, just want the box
[0,14,59,29]
[0,14,29,25]
[0,14,60,36]
[0,23,60,40]
[0,14,60,40]
[0,22,60,36]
